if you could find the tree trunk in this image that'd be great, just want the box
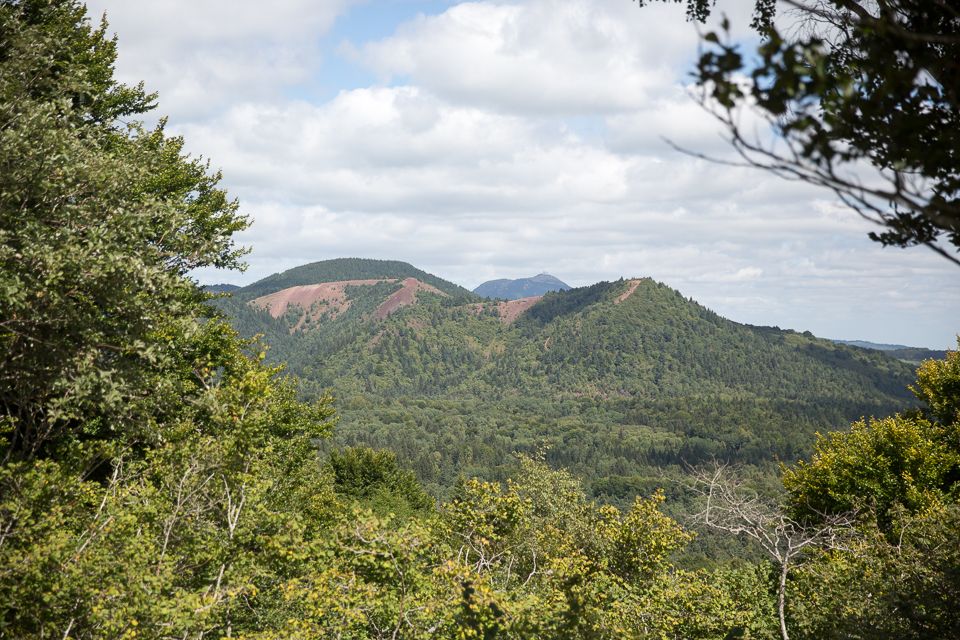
[778,560,789,640]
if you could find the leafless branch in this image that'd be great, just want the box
[683,459,856,640]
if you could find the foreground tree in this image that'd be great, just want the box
[265,453,771,639]
[636,0,960,264]
[782,342,960,638]
[783,340,960,527]
[0,3,339,638]
[680,343,960,639]
[0,0,249,463]
[0,329,337,638]
[685,461,854,640]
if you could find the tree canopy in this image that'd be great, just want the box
[0,2,335,636]
[0,0,250,462]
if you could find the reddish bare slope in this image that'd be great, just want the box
[251,280,383,319]
[370,278,443,321]
[250,278,444,332]
[615,280,643,303]
[468,296,543,325]
[497,296,542,324]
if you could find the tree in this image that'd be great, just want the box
[781,413,960,527]
[912,340,960,428]
[0,323,338,639]
[0,0,249,462]
[0,3,343,638]
[684,460,855,640]
[788,502,960,639]
[325,445,436,519]
[635,0,960,264]
[782,339,960,527]
[432,453,764,639]
[778,343,960,638]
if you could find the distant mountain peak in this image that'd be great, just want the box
[831,339,913,351]
[474,273,570,300]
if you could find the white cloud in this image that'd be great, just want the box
[347,0,698,115]
[82,0,958,348]
[84,0,360,120]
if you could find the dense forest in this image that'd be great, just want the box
[3,2,960,639]
[214,265,918,505]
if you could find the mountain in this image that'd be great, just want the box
[831,339,948,363]
[831,339,912,350]
[230,258,478,302]
[214,265,920,502]
[474,272,570,300]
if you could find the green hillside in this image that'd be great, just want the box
[215,273,918,504]
[230,257,479,301]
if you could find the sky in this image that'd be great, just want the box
[84,0,959,348]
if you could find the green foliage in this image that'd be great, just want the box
[637,0,960,262]
[775,343,960,638]
[5,4,957,637]
[0,3,342,637]
[783,341,960,527]
[516,280,618,326]
[436,454,771,638]
[0,0,156,126]
[225,453,775,640]
[791,504,960,640]
[0,0,248,462]
[325,445,436,519]
[217,278,916,495]
[0,321,338,639]
[912,346,960,429]
[214,274,920,567]
[783,414,959,525]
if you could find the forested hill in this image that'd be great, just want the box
[228,257,478,301]
[214,270,919,499]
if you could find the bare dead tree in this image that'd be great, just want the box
[684,460,856,640]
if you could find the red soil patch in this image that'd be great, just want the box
[497,296,542,324]
[251,280,388,320]
[615,279,643,303]
[251,278,444,332]
[370,278,444,321]
[252,279,409,333]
